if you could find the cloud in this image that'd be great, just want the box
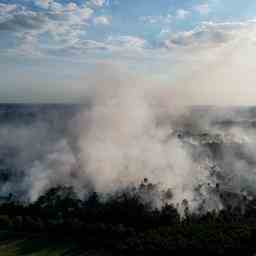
[51,35,151,59]
[159,28,170,36]
[176,9,190,20]
[193,4,210,15]
[0,3,17,13]
[13,31,43,57]
[65,2,78,12]
[35,0,78,12]
[89,0,106,8]
[0,2,95,56]
[0,3,93,32]
[140,14,172,24]
[164,21,256,49]
[37,0,93,18]
[0,0,147,58]
[156,20,256,107]
[34,0,52,9]
[47,34,151,58]
[55,39,109,55]
[93,15,111,26]
[107,35,147,50]
[59,35,148,55]
[78,40,109,50]
[2,0,255,67]
[0,10,46,31]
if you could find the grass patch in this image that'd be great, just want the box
[0,232,78,256]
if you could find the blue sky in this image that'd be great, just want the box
[0,0,256,102]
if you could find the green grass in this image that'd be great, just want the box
[0,232,79,256]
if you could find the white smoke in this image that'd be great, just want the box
[77,66,217,211]
[1,62,256,214]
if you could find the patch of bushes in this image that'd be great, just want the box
[0,185,256,255]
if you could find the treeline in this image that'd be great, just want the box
[1,183,256,255]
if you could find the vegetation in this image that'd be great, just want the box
[1,182,256,255]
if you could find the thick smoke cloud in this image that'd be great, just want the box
[1,64,256,214]
[77,66,216,211]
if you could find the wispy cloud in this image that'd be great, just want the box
[93,15,111,25]
[140,14,172,24]
[193,3,211,15]
[0,3,17,14]
[0,9,46,31]
[164,21,256,49]
[88,0,106,8]
[107,35,147,50]
[0,1,95,56]
[0,0,255,65]
[175,9,190,20]
[34,0,52,9]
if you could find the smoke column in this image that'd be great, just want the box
[76,66,219,211]
[1,57,256,213]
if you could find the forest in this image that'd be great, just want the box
[0,180,256,256]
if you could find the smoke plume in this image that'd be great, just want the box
[1,62,256,214]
